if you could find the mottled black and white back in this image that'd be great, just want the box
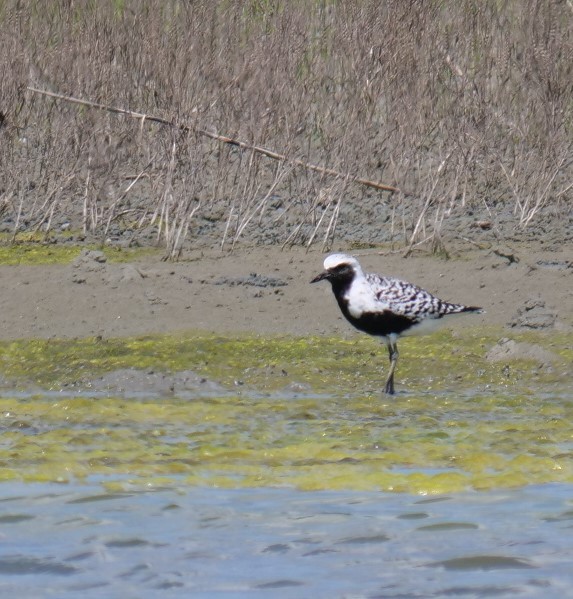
[311,253,483,394]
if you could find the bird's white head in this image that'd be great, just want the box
[311,253,363,284]
[323,253,360,271]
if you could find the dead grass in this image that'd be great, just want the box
[0,0,571,257]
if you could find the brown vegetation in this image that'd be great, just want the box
[1,0,572,257]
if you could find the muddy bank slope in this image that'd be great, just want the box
[0,242,570,341]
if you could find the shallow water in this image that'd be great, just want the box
[2,481,573,598]
[1,332,572,596]
[2,383,572,492]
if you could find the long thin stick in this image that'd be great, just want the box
[28,86,399,194]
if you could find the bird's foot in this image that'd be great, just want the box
[384,378,395,395]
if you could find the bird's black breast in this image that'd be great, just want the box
[333,293,415,337]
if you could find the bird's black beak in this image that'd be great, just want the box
[310,271,330,284]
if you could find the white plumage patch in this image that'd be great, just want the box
[346,275,387,318]
[323,253,361,271]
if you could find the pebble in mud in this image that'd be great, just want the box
[508,298,557,330]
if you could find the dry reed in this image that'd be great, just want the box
[1,0,571,257]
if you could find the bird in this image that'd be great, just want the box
[311,253,483,394]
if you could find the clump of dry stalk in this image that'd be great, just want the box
[0,0,571,258]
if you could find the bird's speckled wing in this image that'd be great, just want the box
[365,273,466,322]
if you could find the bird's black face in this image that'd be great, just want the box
[310,263,355,284]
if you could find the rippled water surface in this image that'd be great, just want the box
[2,481,573,598]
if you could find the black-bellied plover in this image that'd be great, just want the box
[311,253,483,394]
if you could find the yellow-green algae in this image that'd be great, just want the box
[0,329,571,494]
[0,240,158,265]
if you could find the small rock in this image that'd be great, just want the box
[509,298,556,329]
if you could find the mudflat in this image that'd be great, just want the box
[1,241,570,341]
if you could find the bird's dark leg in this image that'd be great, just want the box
[384,338,399,395]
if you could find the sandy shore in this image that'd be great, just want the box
[0,242,570,341]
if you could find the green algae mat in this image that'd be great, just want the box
[0,239,158,265]
[0,331,571,494]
